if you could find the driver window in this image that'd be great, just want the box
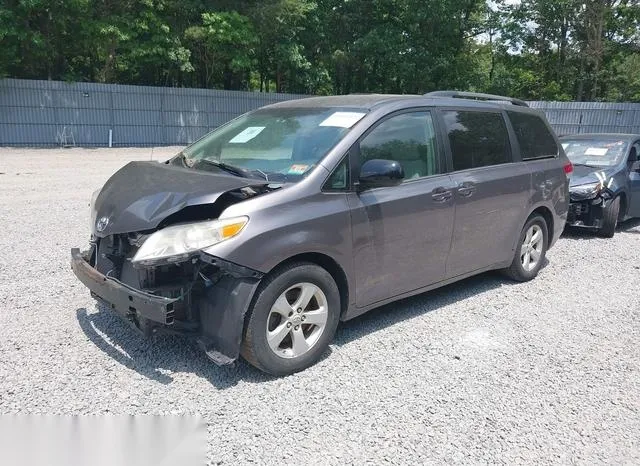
[630,143,640,163]
[359,112,441,180]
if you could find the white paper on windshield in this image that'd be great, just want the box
[319,112,366,128]
[229,126,265,143]
[585,147,608,156]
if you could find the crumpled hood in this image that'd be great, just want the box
[570,165,616,188]
[91,161,264,237]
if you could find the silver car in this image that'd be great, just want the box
[71,91,571,375]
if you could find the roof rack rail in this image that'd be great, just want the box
[424,91,529,108]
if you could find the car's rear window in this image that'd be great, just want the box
[442,110,511,171]
[508,111,558,160]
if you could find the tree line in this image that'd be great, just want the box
[1,0,639,101]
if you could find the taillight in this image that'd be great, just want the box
[563,161,573,176]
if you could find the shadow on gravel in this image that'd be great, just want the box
[76,307,274,389]
[334,268,525,347]
[618,218,640,234]
[76,260,546,386]
[562,218,640,240]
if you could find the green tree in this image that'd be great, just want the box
[185,11,256,89]
[1,0,639,100]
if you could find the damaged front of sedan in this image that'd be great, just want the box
[561,134,640,237]
[71,101,366,371]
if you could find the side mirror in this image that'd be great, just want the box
[358,159,404,190]
[631,161,640,172]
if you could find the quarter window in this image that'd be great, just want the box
[324,157,350,190]
[359,112,441,180]
[508,111,558,160]
[443,111,511,171]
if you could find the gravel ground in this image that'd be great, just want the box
[1,147,639,465]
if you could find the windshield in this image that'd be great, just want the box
[561,139,629,167]
[182,107,367,181]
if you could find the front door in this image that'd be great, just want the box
[439,109,531,278]
[348,110,456,308]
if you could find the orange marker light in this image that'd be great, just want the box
[222,222,244,238]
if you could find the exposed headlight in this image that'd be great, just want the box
[132,216,249,264]
[570,181,602,198]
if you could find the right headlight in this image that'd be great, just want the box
[132,216,249,265]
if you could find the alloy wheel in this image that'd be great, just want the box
[266,282,329,359]
[521,224,543,272]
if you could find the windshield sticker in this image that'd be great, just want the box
[287,164,310,175]
[584,147,608,156]
[229,126,265,144]
[319,112,366,128]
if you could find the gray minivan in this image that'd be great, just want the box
[71,91,571,375]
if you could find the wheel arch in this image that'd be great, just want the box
[265,252,350,318]
[509,204,555,255]
[617,190,628,219]
[530,205,554,240]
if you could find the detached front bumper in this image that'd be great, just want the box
[71,248,178,335]
[567,196,611,229]
[71,247,263,365]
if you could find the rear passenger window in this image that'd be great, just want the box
[508,111,558,160]
[359,112,441,179]
[442,111,511,171]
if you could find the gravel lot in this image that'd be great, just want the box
[1,147,639,464]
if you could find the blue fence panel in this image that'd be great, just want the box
[1,79,639,147]
[0,78,309,147]
[529,101,640,135]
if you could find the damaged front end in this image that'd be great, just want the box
[567,182,614,228]
[71,160,276,365]
[71,233,263,365]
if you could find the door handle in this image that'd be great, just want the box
[457,182,476,197]
[432,187,453,202]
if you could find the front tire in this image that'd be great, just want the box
[503,214,548,282]
[240,262,340,376]
[599,196,620,238]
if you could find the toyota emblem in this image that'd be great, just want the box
[96,216,109,232]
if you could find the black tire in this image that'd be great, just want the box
[503,214,548,282]
[599,196,620,238]
[240,262,340,376]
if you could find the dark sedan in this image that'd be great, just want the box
[561,133,640,237]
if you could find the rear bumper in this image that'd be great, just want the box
[70,248,178,334]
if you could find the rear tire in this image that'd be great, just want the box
[599,196,620,238]
[503,214,548,282]
[240,262,340,376]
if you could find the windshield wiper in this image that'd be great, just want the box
[192,158,251,178]
[175,151,197,169]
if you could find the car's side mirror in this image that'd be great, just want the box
[631,161,640,172]
[358,159,404,190]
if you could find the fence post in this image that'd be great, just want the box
[109,85,114,147]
